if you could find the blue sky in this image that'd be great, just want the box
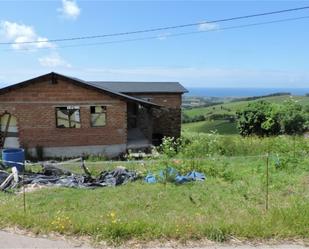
[0,0,309,88]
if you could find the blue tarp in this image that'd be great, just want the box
[145,167,206,184]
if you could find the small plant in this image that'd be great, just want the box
[160,165,178,184]
[159,136,183,158]
[206,227,227,242]
[51,211,72,234]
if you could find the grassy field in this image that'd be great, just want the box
[182,120,237,134]
[0,135,308,244]
[182,95,309,135]
[184,95,309,118]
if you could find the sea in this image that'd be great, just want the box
[186,88,309,97]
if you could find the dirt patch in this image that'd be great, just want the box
[1,229,309,249]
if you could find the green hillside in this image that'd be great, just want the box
[184,95,309,118]
[182,95,309,134]
[182,120,238,134]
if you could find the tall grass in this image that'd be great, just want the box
[0,134,308,244]
[175,132,309,158]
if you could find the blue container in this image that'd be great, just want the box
[2,148,25,172]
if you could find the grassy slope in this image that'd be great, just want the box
[0,156,308,243]
[0,135,308,243]
[184,95,309,118]
[182,120,237,134]
[183,95,309,134]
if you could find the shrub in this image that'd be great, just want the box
[277,99,308,135]
[159,137,184,158]
[236,101,280,136]
[236,99,308,136]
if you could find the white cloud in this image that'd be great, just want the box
[0,21,54,50]
[198,22,219,31]
[58,0,81,20]
[38,53,71,68]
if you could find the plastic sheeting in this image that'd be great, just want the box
[0,166,138,191]
[144,167,206,184]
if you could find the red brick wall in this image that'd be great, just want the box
[0,79,127,148]
[128,93,182,138]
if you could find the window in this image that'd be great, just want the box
[56,106,81,128]
[90,106,106,127]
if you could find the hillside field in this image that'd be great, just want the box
[182,95,309,134]
[182,120,238,134]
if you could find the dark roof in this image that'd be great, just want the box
[88,81,188,94]
[63,75,161,107]
[0,72,160,107]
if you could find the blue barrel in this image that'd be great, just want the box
[2,148,25,172]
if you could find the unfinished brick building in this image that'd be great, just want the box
[0,72,187,158]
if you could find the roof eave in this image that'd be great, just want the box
[0,72,161,108]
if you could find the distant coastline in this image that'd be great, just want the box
[186,88,309,97]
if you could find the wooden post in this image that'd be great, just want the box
[23,166,26,214]
[265,152,269,211]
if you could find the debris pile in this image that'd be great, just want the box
[0,163,138,192]
[0,160,206,192]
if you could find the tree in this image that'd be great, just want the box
[278,99,307,135]
[236,99,308,136]
[236,101,280,136]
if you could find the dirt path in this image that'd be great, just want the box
[0,231,308,249]
[0,231,92,249]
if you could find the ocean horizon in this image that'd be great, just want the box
[186,88,309,97]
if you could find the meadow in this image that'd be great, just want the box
[182,95,309,134]
[184,95,309,118]
[182,120,237,134]
[0,133,308,244]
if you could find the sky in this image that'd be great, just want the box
[0,0,309,88]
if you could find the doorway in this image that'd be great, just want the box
[0,113,20,148]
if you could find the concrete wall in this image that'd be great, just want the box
[26,144,127,159]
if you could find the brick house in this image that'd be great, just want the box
[0,72,187,158]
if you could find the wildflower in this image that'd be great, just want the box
[110,211,116,218]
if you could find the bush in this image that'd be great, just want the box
[236,101,280,136]
[278,99,308,135]
[236,99,308,136]
[159,137,185,158]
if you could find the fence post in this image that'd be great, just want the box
[265,152,269,211]
[23,162,26,214]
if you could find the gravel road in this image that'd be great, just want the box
[0,231,308,249]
